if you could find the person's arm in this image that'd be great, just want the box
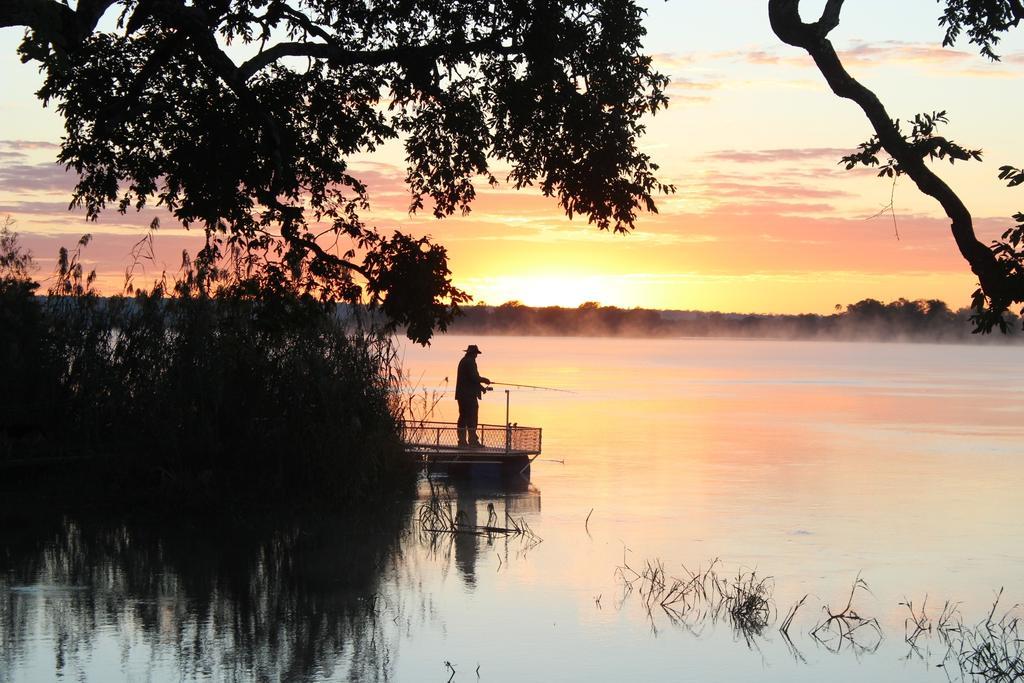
[470,359,489,386]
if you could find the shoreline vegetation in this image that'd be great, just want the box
[447,300,1024,342]
[0,227,415,512]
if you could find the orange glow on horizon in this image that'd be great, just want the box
[456,268,980,314]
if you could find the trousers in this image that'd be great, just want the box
[457,398,480,446]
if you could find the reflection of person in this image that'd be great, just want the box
[455,345,490,447]
[454,488,478,587]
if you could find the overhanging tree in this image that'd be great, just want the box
[1,0,670,343]
[769,0,1024,333]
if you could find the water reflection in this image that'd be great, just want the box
[418,474,541,589]
[0,475,544,681]
[0,504,412,682]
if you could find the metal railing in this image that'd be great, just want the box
[400,420,542,454]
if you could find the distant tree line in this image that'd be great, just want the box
[449,299,1022,342]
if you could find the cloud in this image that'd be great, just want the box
[0,199,73,215]
[705,148,850,164]
[743,50,782,65]
[0,198,194,238]
[614,269,954,284]
[838,41,974,67]
[651,52,700,70]
[742,40,1013,78]
[719,199,838,216]
[449,222,718,246]
[0,140,59,151]
[654,41,1001,79]
[0,161,78,193]
[701,179,851,201]
[343,161,410,198]
[669,77,720,91]
[664,76,722,103]
[660,167,856,219]
[734,42,976,70]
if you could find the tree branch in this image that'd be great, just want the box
[0,0,73,31]
[269,197,370,278]
[2,0,116,54]
[277,5,336,45]
[74,0,117,31]
[768,0,1011,309]
[293,232,369,279]
[145,0,291,187]
[98,30,188,127]
[1008,0,1024,25]
[817,0,845,35]
[236,37,520,81]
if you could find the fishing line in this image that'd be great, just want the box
[488,381,576,394]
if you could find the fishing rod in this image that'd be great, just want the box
[487,381,576,394]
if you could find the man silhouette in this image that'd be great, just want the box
[455,344,490,447]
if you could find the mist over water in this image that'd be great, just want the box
[445,301,1024,343]
[5,335,1024,681]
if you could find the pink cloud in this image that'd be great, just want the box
[0,140,60,150]
[650,52,700,70]
[706,148,851,164]
[670,77,720,91]
[696,41,995,75]
[838,41,974,66]
[0,161,78,193]
[633,208,976,275]
[664,76,721,103]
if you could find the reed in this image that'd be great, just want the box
[900,595,933,645]
[0,229,413,509]
[417,481,541,545]
[809,574,883,654]
[938,600,964,640]
[615,555,774,641]
[607,546,1023,680]
[780,594,808,637]
[720,569,774,635]
[945,589,1024,682]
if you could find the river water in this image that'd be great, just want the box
[3,335,1023,682]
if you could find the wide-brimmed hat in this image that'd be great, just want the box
[465,345,482,355]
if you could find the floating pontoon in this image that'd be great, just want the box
[400,420,542,475]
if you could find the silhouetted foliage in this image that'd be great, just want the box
[938,0,1024,60]
[0,217,35,281]
[0,221,46,441]
[1,0,671,343]
[769,0,1024,334]
[0,230,412,509]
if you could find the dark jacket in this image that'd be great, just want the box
[455,354,487,400]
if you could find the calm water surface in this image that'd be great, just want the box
[4,336,1023,681]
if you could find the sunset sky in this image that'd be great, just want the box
[3,0,1024,313]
